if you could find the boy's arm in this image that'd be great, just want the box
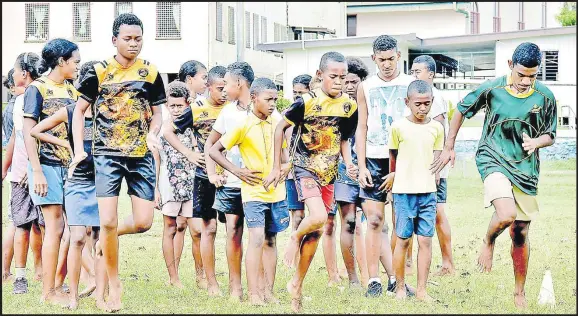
[2,132,15,183]
[30,107,71,154]
[433,150,442,185]
[355,83,371,188]
[209,132,261,186]
[262,119,292,189]
[204,129,225,187]
[22,85,47,196]
[146,105,162,153]
[163,109,204,167]
[150,134,161,209]
[522,97,557,154]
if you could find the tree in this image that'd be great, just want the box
[556,2,576,26]
[275,89,292,112]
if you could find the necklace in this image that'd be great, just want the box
[260,117,274,176]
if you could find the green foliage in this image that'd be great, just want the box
[447,99,456,121]
[556,2,576,26]
[276,89,292,112]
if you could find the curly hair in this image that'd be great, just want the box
[319,51,346,71]
[346,57,369,81]
[39,38,78,72]
[178,60,207,82]
[15,52,43,80]
[3,69,15,89]
[207,65,226,85]
[512,42,542,68]
[292,74,312,87]
[112,13,143,37]
[373,35,397,54]
[250,77,277,95]
[226,62,254,87]
[166,80,190,101]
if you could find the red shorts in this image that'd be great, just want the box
[294,177,335,213]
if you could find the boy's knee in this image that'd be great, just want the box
[344,216,356,235]
[101,216,118,231]
[367,214,384,231]
[264,233,277,247]
[249,231,265,248]
[510,222,529,246]
[323,217,336,235]
[70,233,86,248]
[381,221,389,235]
[203,222,217,237]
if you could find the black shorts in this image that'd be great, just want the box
[359,158,389,203]
[436,178,447,203]
[94,153,156,201]
[213,187,244,223]
[193,177,217,220]
[10,182,42,227]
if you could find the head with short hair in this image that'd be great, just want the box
[207,65,227,106]
[39,38,81,80]
[405,80,434,121]
[343,56,369,100]
[372,35,401,80]
[250,77,278,117]
[411,55,436,83]
[165,80,190,119]
[76,60,99,86]
[224,62,254,101]
[3,69,15,91]
[316,51,347,97]
[112,13,144,61]
[292,74,312,101]
[179,60,208,96]
[508,42,542,93]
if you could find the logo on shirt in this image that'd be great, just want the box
[199,111,208,118]
[46,89,53,97]
[530,104,541,114]
[67,89,74,98]
[312,103,322,112]
[343,102,352,114]
[138,68,149,78]
[106,73,114,81]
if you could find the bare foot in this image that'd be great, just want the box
[55,284,70,294]
[434,264,456,276]
[166,279,184,289]
[416,291,435,303]
[106,283,123,312]
[395,289,407,300]
[229,288,243,302]
[514,293,528,309]
[284,233,300,268]
[349,281,363,290]
[79,282,97,298]
[2,273,14,284]
[264,292,280,305]
[477,240,495,273]
[249,294,266,306]
[67,297,79,310]
[208,284,223,297]
[287,281,302,313]
[96,299,109,312]
[41,291,70,307]
[327,276,342,287]
[196,275,208,290]
[33,273,42,282]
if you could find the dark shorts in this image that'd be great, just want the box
[436,178,447,204]
[193,176,217,220]
[243,200,290,233]
[10,182,42,227]
[65,180,100,227]
[213,187,244,223]
[393,192,437,238]
[94,154,156,201]
[286,179,305,211]
[359,158,389,203]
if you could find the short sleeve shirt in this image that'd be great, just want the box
[77,57,166,157]
[284,88,358,186]
[23,76,79,166]
[389,118,444,194]
[65,105,94,182]
[457,75,557,195]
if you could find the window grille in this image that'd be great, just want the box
[216,2,223,41]
[245,11,251,48]
[73,3,91,41]
[115,2,132,18]
[261,16,267,43]
[25,3,49,42]
[228,6,235,45]
[253,13,259,49]
[537,51,559,81]
[156,2,181,39]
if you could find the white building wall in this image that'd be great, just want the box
[288,2,347,37]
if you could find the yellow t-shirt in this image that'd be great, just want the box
[389,117,444,194]
[219,112,286,203]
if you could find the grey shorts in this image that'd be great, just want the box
[10,182,43,227]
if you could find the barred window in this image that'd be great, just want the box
[245,11,251,48]
[274,22,288,42]
[115,2,132,18]
[228,6,235,45]
[73,3,91,41]
[252,13,259,49]
[537,51,559,81]
[261,16,267,43]
[156,2,181,39]
[216,2,223,42]
[25,3,49,42]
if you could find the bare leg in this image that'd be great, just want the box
[246,227,265,305]
[187,218,206,289]
[393,236,410,300]
[67,226,88,309]
[39,204,68,306]
[379,204,395,278]
[263,232,280,304]
[354,211,369,288]
[225,214,244,300]
[361,200,385,284]
[173,215,187,274]
[322,214,341,286]
[162,215,182,288]
[79,227,97,298]
[434,203,455,276]
[55,219,70,291]
[13,223,32,284]
[405,236,414,276]
[30,221,43,281]
[284,210,305,268]
[284,201,327,269]
[2,222,16,283]
[510,220,531,309]
[93,230,108,311]
[478,198,517,273]
[338,203,360,286]
[200,218,220,296]
[416,235,434,302]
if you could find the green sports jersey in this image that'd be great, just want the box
[457,75,557,195]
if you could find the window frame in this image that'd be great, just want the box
[228,6,236,45]
[72,2,92,42]
[114,2,133,18]
[155,2,182,40]
[24,2,50,43]
[216,2,223,42]
[347,15,357,37]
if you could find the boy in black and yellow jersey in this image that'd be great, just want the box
[264,52,358,312]
[70,14,165,312]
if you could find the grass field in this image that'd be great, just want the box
[1,159,576,314]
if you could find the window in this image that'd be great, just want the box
[228,6,235,45]
[537,51,559,81]
[274,22,288,42]
[518,2,525,30]
[470,2,479,34]
[347,15,357,37]
[25,3,49,42]
[253,13,259,49]
[541,2,547,28]
[261,16,267,43]
[156,2,181,39]
[73,3,91,41]
[245,11,251,48]
[493,2,500,33]
[115,2,132,18]
[216,2,223,41]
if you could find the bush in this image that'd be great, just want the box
[276,90,292,112]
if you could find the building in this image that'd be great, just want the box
[257,26,577,130]
[2,2,346,100]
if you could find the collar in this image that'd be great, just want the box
[505,75,535,99]
[249,110,273,125]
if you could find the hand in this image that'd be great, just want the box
[435,172,441,186]
[522,132,538,155]
[280,163,292,181]
[185,150,205,168]
[346,163,359,181]
[68,151,88,179]
[234,167,262,186]
[378,172,395,193]
[19,173,28,189]
[358,167,373,189]
[430,147,455,174]
[146,131,161,152]
[154,188,162,210]
[208,173,227,188]
[386,191,393,204]
[33,170,48,197]
[263,167,282,191]
[66,144,74,161]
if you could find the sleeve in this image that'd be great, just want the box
[76,65,99,103]
[429,94,447,119]
[172,106,194,133]
[212,106,227,134]
[219,124,243,151]
[149,72,167,106]
[283,97,305,126]
[388,123,399,150]
[339,108,358,141]
[540,97,557,139]
[22,85,43,121]
[457,79,496,119]
[433,123,444,150]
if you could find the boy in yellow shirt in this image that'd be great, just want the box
[384,80,444,302]
[209,78,290,306]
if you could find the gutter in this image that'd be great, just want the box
[453,2,469,17]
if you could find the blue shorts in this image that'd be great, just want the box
[436,178,447,204]
[359,158,389,203]
[243,200,290,233]
[332,182,363,216]
[393,192,437,238]
[286,179,304,211]
[27,163,67,206]
[213,187,244,223]
[65,180,100,227]
[94,154,156,201]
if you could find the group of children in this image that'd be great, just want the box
[3,12,553,313]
